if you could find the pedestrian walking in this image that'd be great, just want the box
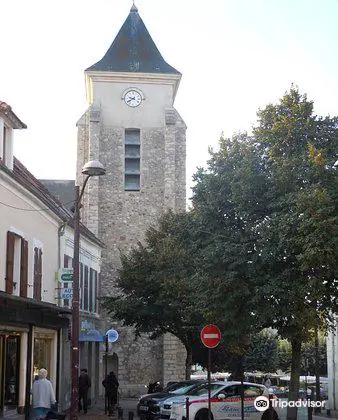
[78,368,91,414]
[102,371,119,413]
[32,369,56,420]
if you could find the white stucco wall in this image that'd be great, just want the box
[0,172,59,302]
[86,72,180,127]
[61,227,101,274]
[1,169,102,306]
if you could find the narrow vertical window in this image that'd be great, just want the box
[3,125,7,164]
[80,263,84,310]
[89,268,94,313]
[20,239,28,298]
[84,266,89,311]
[95,271,99,314]
[125,129,140,191]
[6,231,30,297]
[5,231,15,294]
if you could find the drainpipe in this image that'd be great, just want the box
[24,325,33,420]
[56,328,61,404]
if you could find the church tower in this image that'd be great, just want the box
[76,4,187,395]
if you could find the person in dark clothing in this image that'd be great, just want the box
[78,368,91,413]
[102,371,119,413]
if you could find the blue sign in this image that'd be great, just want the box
[79,329,104,342]
[106,328,119,343]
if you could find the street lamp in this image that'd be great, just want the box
[70,160,106,420]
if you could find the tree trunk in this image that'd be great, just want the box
[287,338,302,420]
[185,346,193,379]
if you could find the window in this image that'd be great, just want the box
[84,266,89,311]
[95,271,99,313]
[6,231,28,297]
[63,254,98,314]
[33,247,42,301]
[80,263,84,309]
[34,336,52,377]
[244,385,264,397]
[89,268,98,313]
[222,385,242,399]
[125,129,140,191]
[2,125,7,164]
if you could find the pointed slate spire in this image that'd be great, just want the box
[86,6,180,74]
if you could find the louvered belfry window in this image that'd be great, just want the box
[125,129,140,191]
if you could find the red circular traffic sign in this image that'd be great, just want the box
[200,324,221,348]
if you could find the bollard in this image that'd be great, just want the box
[186,397,190,420]
[128,411,134,420]
[118,408,123,419]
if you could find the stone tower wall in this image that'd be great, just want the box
[77,98,187,394]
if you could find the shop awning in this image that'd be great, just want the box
[79,329,104,342]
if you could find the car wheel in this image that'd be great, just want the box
[194,409,213,420]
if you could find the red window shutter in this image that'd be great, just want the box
[37,248,42,302]
[20,239,29,298]
[33,247,42,301]
[5,231,15,294]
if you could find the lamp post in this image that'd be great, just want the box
[104,328,119,415]
[70,160,105,420]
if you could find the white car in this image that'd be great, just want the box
[164,381,278,420]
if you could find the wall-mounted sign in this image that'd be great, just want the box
[56,268,73,282]
[60,288,73,300]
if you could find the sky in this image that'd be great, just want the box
[2,0,338,198]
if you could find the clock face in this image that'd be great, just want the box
[124,90,142,107]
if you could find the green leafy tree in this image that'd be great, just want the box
[191,132,270,378]
[244,329,279,373]
[277,339,292,372]
[253,87,338,419]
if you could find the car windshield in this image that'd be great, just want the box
[185,383,224,396]
[172,384,201,395]
[165,382,190,392]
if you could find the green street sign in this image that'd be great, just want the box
[61,273,73,282]
[57,268,73,282]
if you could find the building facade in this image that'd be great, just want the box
[0,101,103,417]
[77,4,187,396]
[327,321,338,411]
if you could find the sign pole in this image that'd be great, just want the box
[104,334,108,414]
[208,348,211,420]
[200,325,221,420]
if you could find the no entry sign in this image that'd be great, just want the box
[200,324,221,348]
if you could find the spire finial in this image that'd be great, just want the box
[130,1,138,12]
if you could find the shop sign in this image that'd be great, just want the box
[60,288,73,299]
[56,268,73,282]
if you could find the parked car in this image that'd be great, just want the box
[166,381,278,420]
[137,380,206,420]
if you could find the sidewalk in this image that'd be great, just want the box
[80,397,138,420]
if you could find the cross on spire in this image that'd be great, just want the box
[131,0,138,12]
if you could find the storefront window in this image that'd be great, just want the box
[4,335,19,407]
[33,337,52,377]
